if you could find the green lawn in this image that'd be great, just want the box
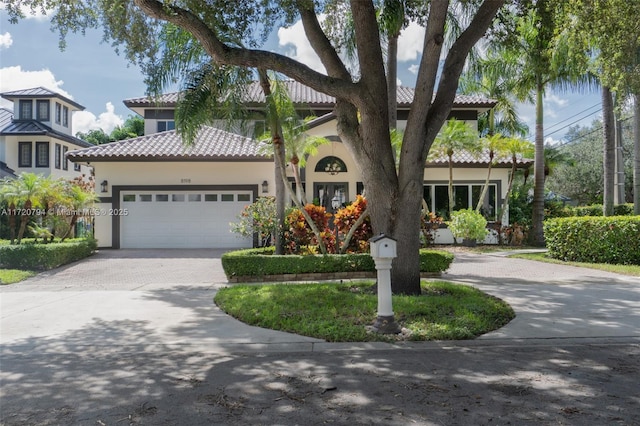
[0,269,36,284]
[509,252,640,277]
[214,280,515,342]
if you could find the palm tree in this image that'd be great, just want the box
[460,52,529,139]
[475,133,509,214]
[259,78,329,205]
[2,173,46,244]
[59,182,98,241]
[500,138,534,226]
[429,119,480,219]
[488,2,595,245]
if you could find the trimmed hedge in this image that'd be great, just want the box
[0,238,97,271]
[221,246,454,279]
[566,203,635,217]
[544,216,640,265]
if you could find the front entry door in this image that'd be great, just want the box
[314,183,348,214]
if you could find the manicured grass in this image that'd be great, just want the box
[214,280,515,342]
[510,252,640,277]
[0,269,36,284]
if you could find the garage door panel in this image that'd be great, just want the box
[120,191,252,249]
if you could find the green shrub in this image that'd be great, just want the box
[0,238,97,270]
[448,209,489,242]
[544,216,640,265]
[569,203,635,217]
[221,247,454,279]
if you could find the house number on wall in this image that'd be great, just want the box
[181,178,191,183]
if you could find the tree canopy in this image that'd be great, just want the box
[5,0,505,294]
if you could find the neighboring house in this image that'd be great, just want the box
[68,82,528,249]
[0,87,93,180]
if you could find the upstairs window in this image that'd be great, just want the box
[18,142,32,167]
[62,106,69,127]
[19,100,32,119]
[55,103,62,124]
[62,146,69,170]
[157,120,175,132]
[35,142,49,167]
[37,100,50,121]
[55,144,61,169]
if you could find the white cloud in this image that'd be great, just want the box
[278,18,326,73]
[408,63,420,75]
[0,66,123,134]
[73,102,123,135]
[0,66,73,108]
[0,32,13,49]
[397,22,425,62]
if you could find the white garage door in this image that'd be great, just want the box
[120,190,253,249]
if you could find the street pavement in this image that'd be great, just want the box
[1,248,639,425]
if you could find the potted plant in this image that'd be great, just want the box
[448,209,489,246]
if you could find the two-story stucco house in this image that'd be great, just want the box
[0,87,93,180]
[68,82,530,249]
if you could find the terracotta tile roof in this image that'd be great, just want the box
[67,126,271,162]
[0,120,93,148]
[0,86,85,110]
[123,82,496,109]
[427,151,533,167]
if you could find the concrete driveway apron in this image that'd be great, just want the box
[0,249,322,355]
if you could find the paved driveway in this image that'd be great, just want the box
[0,249,322,355]
[1,249,639,426]
[445,251,640,340]
[2,248,639,352]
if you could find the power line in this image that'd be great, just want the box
[558,115,634,146]
[545,103,601,132]
[545,108,602,138]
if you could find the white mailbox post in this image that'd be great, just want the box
[369,234,401,334]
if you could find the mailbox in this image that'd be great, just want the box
[369,234,397,259]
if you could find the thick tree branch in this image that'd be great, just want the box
[350,0,388,112]
[133,0,357,100]
[430,0,506,130]
[297,2,352,81]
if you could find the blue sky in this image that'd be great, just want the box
[0,6,603,143]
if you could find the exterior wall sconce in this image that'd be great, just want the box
[262,180,269,194]
[100,180,108,193]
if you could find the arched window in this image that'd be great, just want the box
[315,156,347,175]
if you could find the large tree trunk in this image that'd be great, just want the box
[134,0,506,295]
[634,94,640,215]
[531,83,546,246]
[602,86,615,216]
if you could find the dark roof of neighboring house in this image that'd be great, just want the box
[427,151,533,167]
[0,108,13,130]
[67,126,271,162]
[0,162,17,179]
[123,81,496,110]
[0,120,94,148]
[0,87,85,111]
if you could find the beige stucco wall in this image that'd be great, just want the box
[94,161,275,196]
[4,135,91,179]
